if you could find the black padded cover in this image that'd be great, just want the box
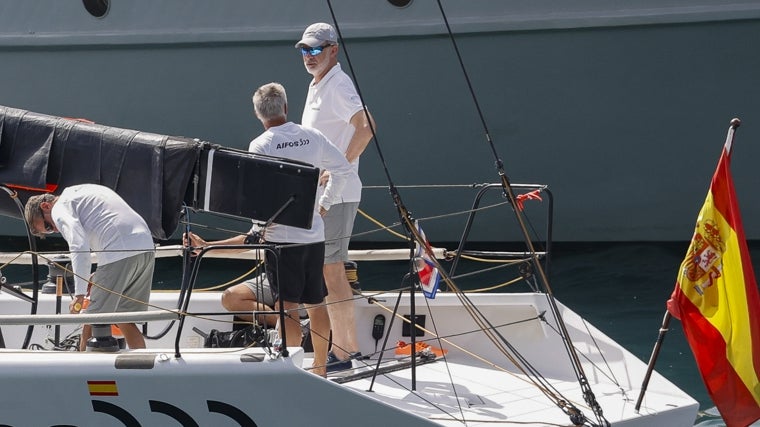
[0,106,318,239]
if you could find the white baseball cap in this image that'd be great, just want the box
[295,22,338,48]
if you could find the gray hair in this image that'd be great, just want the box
[24,193,56,237]
[252,82,287,121]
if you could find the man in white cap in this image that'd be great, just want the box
[296,22,376,373]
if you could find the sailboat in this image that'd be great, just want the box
[0,107,699,425]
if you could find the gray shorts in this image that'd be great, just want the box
[242,273,306,317]
[87,252,154,314]
[323,201,358,264]
[242,275,276,307]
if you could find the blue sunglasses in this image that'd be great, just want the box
[300,44,332,56]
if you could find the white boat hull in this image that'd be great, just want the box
[0,291,698,426]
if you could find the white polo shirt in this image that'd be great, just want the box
[302,63,364,203]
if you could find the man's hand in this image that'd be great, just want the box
[319,170,331,186]
[70,295,85,314]
[183,232,207,256]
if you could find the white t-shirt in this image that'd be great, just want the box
[248,121,351,243]
[301,63,364,203]
[51,184,154,295]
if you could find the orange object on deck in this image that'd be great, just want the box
[395,340,448,358]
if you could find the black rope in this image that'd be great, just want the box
[0,185,41,350]
[434,1,499,163]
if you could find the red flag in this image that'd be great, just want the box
[667,124,760,427]
[515,189,542,211]
[413,220,441,299]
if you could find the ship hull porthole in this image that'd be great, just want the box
[83,0,109,18]
[387,0,413,8]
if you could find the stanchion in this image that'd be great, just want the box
[54,275,63,347]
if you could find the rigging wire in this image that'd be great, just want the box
[0,185,41,350]
[348,1,610,425]
[325,0,591,421]
[324,2,386,186]
[432,2,612,426]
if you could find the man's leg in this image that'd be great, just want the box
[304,302,331,377]
[221,283,277,327]
[79,324,92,352]
[323,202,360,361]
[117,323,146,349]
[323,261,358,360]
[277,301,302,346]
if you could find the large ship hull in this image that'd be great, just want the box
[2,1,760,243]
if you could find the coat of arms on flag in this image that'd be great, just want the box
[413,220,440,299]
[682,221,724,296]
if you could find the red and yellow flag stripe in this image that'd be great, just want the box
[87,380,119,397]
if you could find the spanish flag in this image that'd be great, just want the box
[87,380,119,397]
[667,121,760,427]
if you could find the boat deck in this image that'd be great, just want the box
[307,345,697,426]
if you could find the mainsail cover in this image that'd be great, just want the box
[0,105,318,239]
[0,105,198,239]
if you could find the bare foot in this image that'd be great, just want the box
[311,364,326,378]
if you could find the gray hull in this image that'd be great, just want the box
[2,0,760,243]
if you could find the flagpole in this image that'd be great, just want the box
[724,118,741,156]
[635,311,672,411]
[635,117,741,412]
